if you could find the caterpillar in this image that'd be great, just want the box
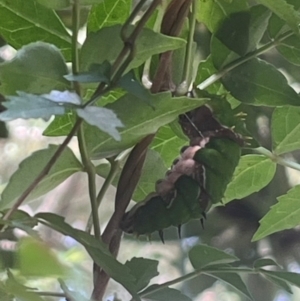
[120,105,244,240]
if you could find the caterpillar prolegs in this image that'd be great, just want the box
[120,129,242,238]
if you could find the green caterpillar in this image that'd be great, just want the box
[120,134,241,239]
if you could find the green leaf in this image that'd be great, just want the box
[205,271,252,300]
[80,25,186,73]
[0,92,66,121]
[253,185,300,241]
[151,125,187,167]
[35,0,70,9]
[125,257,159,292]
[17,237,67,277]
[0,145,83,210]
[76,106,123,141]
[65,62,111,84]
[268,0,300,65]
[261,270,300,290]
[197,0,248,33]
[36,212,140,301]
[5,272,43,301]
[263,274,293,294]
[59,280,90,301]
[43,111,77,136]
[85,93,206,158]
[272,106,300,154]
[36,0,103,8]
[140,286,192,301]
[0,0,71,59]
[0,42,69,95]
[254,258,281,269]
[222,58,300,106]
[212,5,271,68]
[189,245,239,269]
[87,0,131,32]
[117,71,155,107]
[223,155,276,203]
[215,11,251,56]
[255,0,300,33]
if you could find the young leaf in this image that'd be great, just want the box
[222,58,300,106]
[17,237,67,277]
[80,25,186,73]
[140,286,192,301]
[205,271,252,300]
[253,185,300,241]
[77,106,123,141]
[0,92,66,121]
[0,0,71,59]
[255,0,300,33]
[87,0,132,32]
[189,245,239,269]
[272,106,300,155]
[125,257,159,292]
[0,42,69,95]
[36,213,140,301]
[0,145,83,210]
[223,155,276,203]
[86,93,206,158]
[197,0,248,33]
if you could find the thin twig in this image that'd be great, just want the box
[85,158,121,233]
[1,119,81,224]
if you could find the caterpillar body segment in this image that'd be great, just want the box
[120,175,203,236]
[121,136,241,237]
[193,138,241,204]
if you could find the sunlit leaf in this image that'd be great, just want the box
[0,0,71,59]
[87,0,131,32]
[151,125,187,167]
[272,106,300,154]
[223,155,276,203]
[253,185,300,241]
[17,237,67,277]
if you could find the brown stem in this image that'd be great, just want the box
[91,1,193,299]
